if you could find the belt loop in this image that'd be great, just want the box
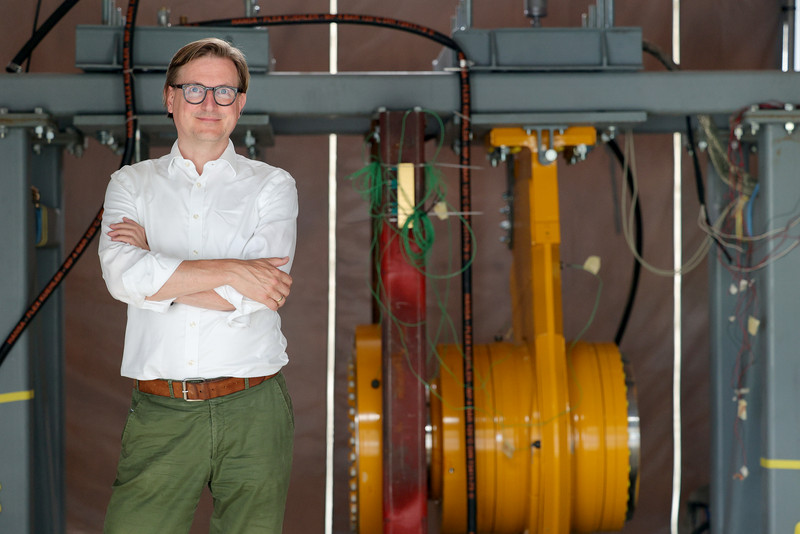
[167,380,175,398]
[244,377,250,389]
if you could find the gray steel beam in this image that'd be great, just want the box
[2,71,800,134]
[0,128,35,534]
[754,122,800,534]
[708,157,762,534]
[711,117,800,534]
[30,144,65,534]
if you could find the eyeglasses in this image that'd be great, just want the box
[171,83,240,106]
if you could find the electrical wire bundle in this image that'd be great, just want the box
[347,108,474,382]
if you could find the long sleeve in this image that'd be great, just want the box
[213,168,298,325]
[98,167,182,313]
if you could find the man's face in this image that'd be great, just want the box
[166,56,247,149]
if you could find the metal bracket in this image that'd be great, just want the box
[0,108,85,156]
[524,126,566,166]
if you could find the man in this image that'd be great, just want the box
[98,38,297,533]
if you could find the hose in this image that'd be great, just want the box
[606,138,643,347]
[189,16,475,530]
[6,0,82,73]
[191,15,476,531]
[0,0,139,367]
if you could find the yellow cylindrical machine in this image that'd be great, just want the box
[429,341,638,534]
[351,331,639,534]
[350,127,640,533]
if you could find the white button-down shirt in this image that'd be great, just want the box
[98,141,298,380]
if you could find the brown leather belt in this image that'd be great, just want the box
[135,374,275,401]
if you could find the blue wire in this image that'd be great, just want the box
[745,183,760,236]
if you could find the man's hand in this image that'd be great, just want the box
[108,217,150,251]
[229,257,292,310]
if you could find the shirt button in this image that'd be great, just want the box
[190,321,197,327]
[193,214,199,219]
[196,182,202,188]
[188,360,195,366]
[184,161,191,167]
[192,250,199,256]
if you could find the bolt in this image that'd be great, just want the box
[544,148,558,162]
[785,122,795,134]
[786,103,795,111]
[499,220,511,230]
[45,128,55,143]
[34,107,43,115]
[697,139,708,151]
[734,125,744,140]
[34,125,44,139]
[0,125,7,139]
[244,129,256,147]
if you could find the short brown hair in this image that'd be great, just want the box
[163,38,249,113]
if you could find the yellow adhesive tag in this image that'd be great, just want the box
[433,201,449,220]
[747,316,760,336]
[397,163,415,228]
[583,255,601,275]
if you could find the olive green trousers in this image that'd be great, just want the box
[104,373,294,534]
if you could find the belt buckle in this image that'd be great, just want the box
[181,378,206,401]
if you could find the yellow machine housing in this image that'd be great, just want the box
[350,127,639,533]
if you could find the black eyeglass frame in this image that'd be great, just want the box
[170,83,242,106]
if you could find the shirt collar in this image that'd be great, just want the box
[168,140,239,177]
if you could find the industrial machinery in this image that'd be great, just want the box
[349,125,639,533]
[4,1,800,533]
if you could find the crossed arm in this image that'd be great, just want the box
[108,217,291,311]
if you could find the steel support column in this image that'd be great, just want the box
[0,128,35,533]
[754,122,800,534]
[377,110,428,533]
[711,118,800,533]
[0,129,65,534]
[30,143,65,534]
[708,156,762,534]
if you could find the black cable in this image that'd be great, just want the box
[606,138,643,347]
[121,0,139,168]
[25,0,45,72]
[6,0,81,73]
[685,116,732,263]
[0,0,139,368]
[192,13,462,52]
[190,13,479,531]
[642,40,731,262]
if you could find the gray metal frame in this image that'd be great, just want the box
[0,128,64,534]
[3,24,800,534]
[709,118,800,534]
[2,70,800,136]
